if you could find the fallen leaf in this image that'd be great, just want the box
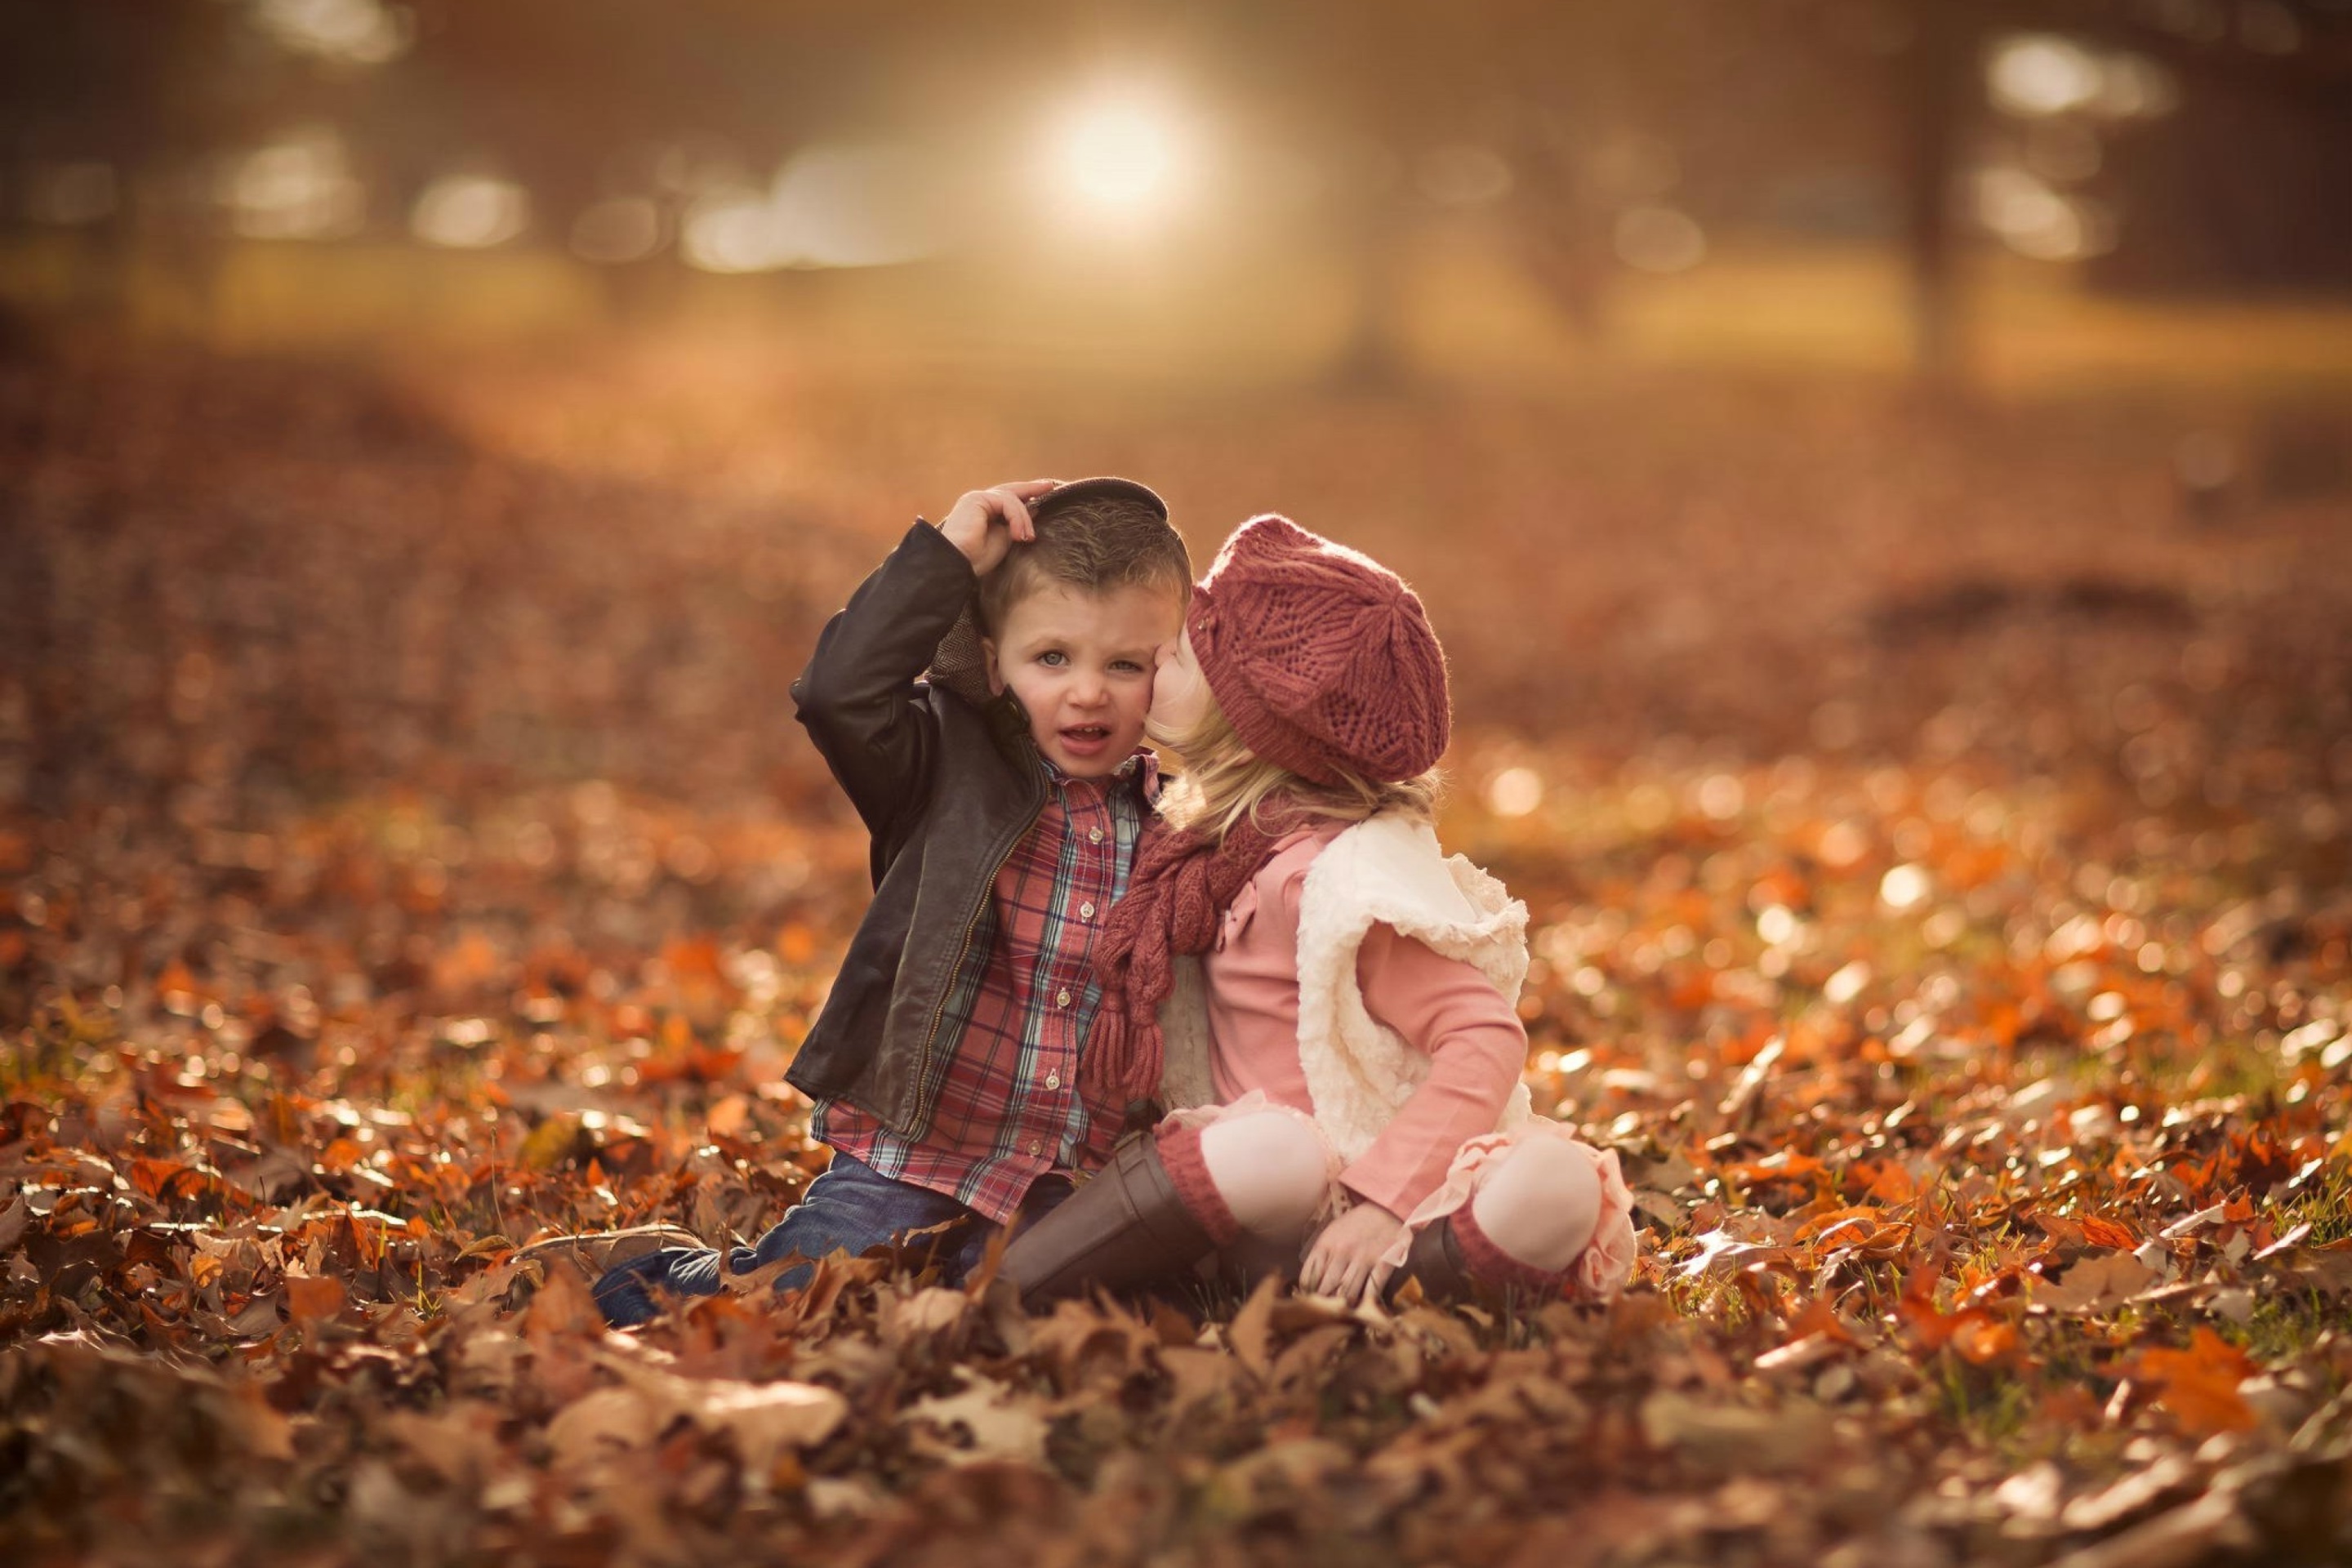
[1225,1275,1279,1382]
[548,1386,653,1472]
[2030,1252,2161,1315]
[2128,1329,2261,1438]
[286,1273,345,1328]
[1637,1392,1830,1477]
[902,1374,1050,1466]
[2043,1482,2255,1568]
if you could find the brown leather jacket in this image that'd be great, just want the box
[781,522,1049,1136]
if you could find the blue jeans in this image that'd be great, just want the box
[592,1151,1072,1327]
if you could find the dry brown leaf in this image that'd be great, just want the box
[1223,1275,1280,1383]
[2043,1484,2256,1568]
[547,1386,653,1472]
[902,1374,1051,1467]
[885,1285,969,1340]
[2030,1251,2163,1315]
[589,1349,849,1467]
[1156,1345,1237,1417]
[1637,1392,1831,1477]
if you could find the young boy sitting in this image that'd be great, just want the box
[594,477,1192,1326]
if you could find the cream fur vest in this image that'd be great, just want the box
[1153,813,1534,1162]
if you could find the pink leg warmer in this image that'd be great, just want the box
[1152,1124,1242,1247]
[1187,1109,1330,1243]
[1463,1134,1602,1280]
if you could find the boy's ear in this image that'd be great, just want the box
[981,638,1005,696]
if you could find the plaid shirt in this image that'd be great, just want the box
[813,751,1154,1223]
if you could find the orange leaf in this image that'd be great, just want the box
[1862,1161,1919,1205]
[286,1274,345,1328]
[1796,1205,1886,1244]
[1782,1296,1854,1345]
[131,1158,214,1201]
[2079,1216,2137,1250]
[1724,1152,1825,1187]
[1949,1314,2020,1365]
[2132,1328,2259,1437]
[1898,1291,1959,1351]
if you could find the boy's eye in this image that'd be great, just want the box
[1111,659,1146,675]
[1037,651,1067,667]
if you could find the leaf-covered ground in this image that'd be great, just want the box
[4,336,2351,1566]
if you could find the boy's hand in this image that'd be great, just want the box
[936,479,1058,577]
[1298,1200,1406,1305]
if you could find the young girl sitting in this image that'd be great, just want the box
[999,515,1638,1309]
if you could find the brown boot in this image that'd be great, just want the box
[998,1134,1218,1309]
[1390,1209,1566,1309]
[1393,1214,1477,1305]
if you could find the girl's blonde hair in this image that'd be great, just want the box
[1150,690,1440,842]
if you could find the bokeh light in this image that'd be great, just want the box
[221,127,366,241]
[1987,33,2180,122]
[249,0,412,66]
[1976,167,2115,261]
[1485,766,1544,817]
[1988,35,2104,118]
[411,175,531,250]
[677,143,940,273]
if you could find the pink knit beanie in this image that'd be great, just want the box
[1187,514,1451,785]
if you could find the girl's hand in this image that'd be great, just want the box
[1298,1200,1405,1304]
[936,479,1058,575]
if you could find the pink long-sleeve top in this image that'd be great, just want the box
[1202,826,1530,1219]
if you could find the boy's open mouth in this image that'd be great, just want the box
[1060,724,1111,748]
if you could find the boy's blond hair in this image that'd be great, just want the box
[1152,688,1439,843]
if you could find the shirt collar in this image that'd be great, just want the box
[1036,748,1159,797]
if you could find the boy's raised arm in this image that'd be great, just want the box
[789,481,1054,837]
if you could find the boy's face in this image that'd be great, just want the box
[984,580,1185,778]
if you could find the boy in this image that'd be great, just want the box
[593,477,1192,1325]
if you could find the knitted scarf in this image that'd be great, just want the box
[1079,798,1306,1116]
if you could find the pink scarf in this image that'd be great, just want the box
[1078,799,1305,1118]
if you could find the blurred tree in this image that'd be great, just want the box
[1231,0,2349,381]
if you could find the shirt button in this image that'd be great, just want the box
[1089,826,1103,844]
[1028,1139,1042,1156]
[1080,902,1096,921]
[1045,1071,1061,1090]
[1055,987,1071,1008]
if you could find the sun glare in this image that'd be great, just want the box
[1053,96,1190,215]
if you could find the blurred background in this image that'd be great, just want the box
[2,1,2348,1060]
[4,0,2350,384]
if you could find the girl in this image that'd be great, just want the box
[998,515,1637,1309]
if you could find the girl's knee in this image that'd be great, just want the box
[1198,1111,1331,1239]
[1469,1137,1601,1274]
